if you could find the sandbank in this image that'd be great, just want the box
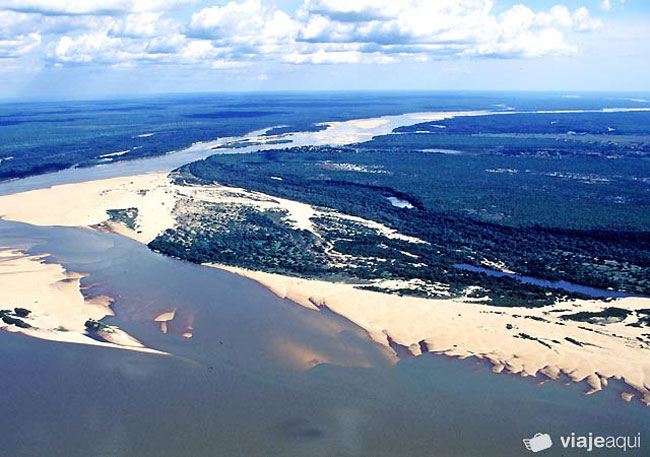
[1,172,649,404]
[0,248,164,354]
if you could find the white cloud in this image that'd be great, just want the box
[0,32,40,58]
[144,33,186,54]
[177,39,217,61]
[0,10,33,37]
[302,0,401,22]
[0,9,106,37]
[48,30,237,68]
[570,7,601,31]
[51,33,124,63]
[293,0,600,59]
[0,0,193,16]
[1,0,607,69]
[108,12,178,38]
[186,0,301,64]
[188,0,298,44]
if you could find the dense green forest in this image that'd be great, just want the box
[0,91,530,181]
[3,94,648,181]
[377,111,650,164]
[358,132,650,158]
[149,143,650,306]
[182,146,650,231]
[394,111,650,136]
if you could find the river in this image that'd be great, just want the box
[455,264,642,298]
[0,111,648,457]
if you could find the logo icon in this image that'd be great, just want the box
[524,433,553,453]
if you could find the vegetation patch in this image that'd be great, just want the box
[561,307,631,324]
[106,207,139,230]
[1,314,31,328]
[84,319,110,331]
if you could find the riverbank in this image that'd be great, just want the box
[210,264,650,406]
[1,172,648,405]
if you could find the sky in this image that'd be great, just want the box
[0,0,649,100]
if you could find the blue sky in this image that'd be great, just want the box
[0,0,648,99]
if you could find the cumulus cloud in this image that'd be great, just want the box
[0,0,607,67]
[51,33,126,63]
[188,0,297,56]
[183,0,301,65]
[48,29,235,68]
[49,31,195,65]
[293,0,600,60]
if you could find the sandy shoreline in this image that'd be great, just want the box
[210,264,650,405]
[0,248,165,354]
[0,171,649,404]
[0,135,650,405]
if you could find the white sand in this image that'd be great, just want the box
[0,249,164,354]
[212,264,650,406]
[99,150,130,159]
[0,173,424,246]
[154,310,176,334]
[351,119,390,129]
[0,173,176,244]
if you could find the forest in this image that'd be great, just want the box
[149,141,650,306]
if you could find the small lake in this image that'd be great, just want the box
[455,264,638,298]
[386,196,415,209]
[420,148,463,154]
